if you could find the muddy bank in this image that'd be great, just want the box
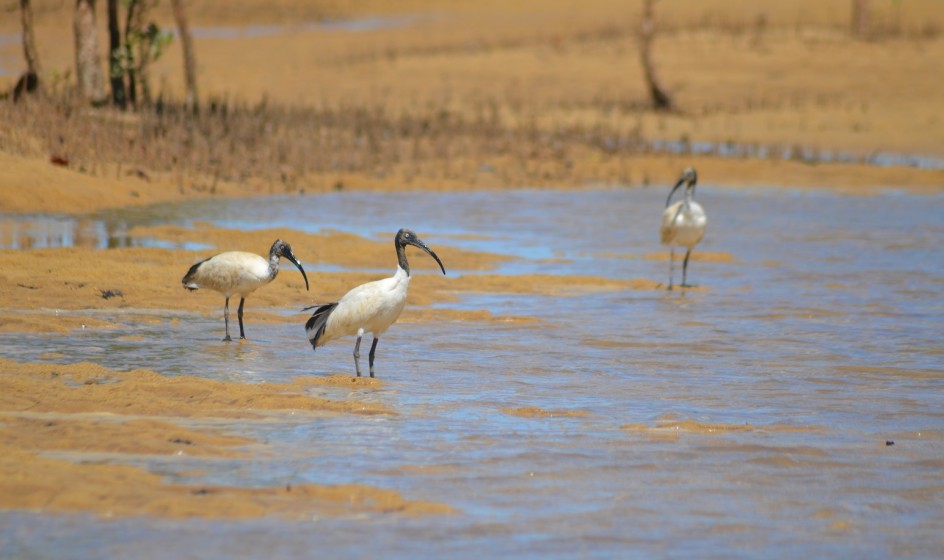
[0,358,456,518]
[0,0,941,537]
[1,447,454,519]
[1,1,943,216]
[0,219,671,334]
[0,358,388,418]
[2,146,942,217]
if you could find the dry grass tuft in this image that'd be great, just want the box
[1,91,642,191]
[2,0,942,195]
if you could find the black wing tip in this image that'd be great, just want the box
[305,302,339,350]
[303,312,321,332]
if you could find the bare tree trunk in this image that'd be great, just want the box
[639,0,672,111]
[107,0,127,108]
[138,27,155,106]
[171,0,198,113]
[74,0,106,103]
[124,0,142,106]
[125,0,158,106]
[16,0,42,100]
[852,0,870,37]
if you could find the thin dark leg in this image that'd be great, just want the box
[237,297,246,339]
[368,337,379,378]
[222,297,232,341]
[681,249,693,288]
[667,248,675,291]
[353,330,363,377]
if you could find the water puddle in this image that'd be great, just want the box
[2,186,943,557]
[647,138,944,170]
[0,213,210,250]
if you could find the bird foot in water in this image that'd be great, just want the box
[222,335,233,342]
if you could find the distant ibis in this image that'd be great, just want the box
[660,167,707,290]
[182,239,310,341]
[305,228,446,377]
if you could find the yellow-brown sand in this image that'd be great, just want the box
[0,358,388,418]
[1,448,454,519]
[2,416,253,457]
[0,358,454,518]
[503,406,590,419]
[621,415,828,436]
[0,226,661,335]
[129,224,512,273]
[1,0,942,523]
[1,1,943,209]
[1,150,941,217]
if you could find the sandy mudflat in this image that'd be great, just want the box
[0,0,942,523]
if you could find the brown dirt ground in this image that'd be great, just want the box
[0,0,941,522]
[2,0,943,215]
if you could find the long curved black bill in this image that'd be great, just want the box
[286,253,310,291]
[412,240,447,275]
[665,178,685,208]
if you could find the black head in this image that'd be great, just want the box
[666,167,698,207]
[271,239,310,291]
[395,228,446,276]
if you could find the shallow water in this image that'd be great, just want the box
[2,186,944,558]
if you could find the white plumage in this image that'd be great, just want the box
[305,228,446,377]
[316,269,410,344]
[660,167,707,290]
[182,239,309,341]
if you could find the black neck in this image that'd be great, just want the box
[396,239,410,276]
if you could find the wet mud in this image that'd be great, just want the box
[0,185,940,560]
[1,0,943,556]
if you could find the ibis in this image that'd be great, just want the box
[182,239,310,341]
[660,167,707,290]
[304,228,446,377]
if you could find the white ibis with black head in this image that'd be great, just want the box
[182,239,310,341]
[304,228,446,377]
[660,167,707,290]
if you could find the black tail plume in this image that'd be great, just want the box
[305,302,339,350]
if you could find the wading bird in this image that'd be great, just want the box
[305,228,446,377]
[660,167,707,290]
[182,239,310,341]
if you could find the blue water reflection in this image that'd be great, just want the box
[1,186,943,558]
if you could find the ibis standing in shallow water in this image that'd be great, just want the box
[660,167,707,290]
[182,239,310,341]
[305,228,446,377]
